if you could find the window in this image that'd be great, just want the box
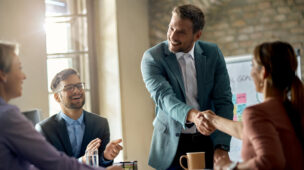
[45,0,92,115]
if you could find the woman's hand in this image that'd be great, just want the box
[202,110,217,123]
[214,155,232,170]
[195,112,216,135]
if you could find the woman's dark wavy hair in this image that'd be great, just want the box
[254,41,304,145]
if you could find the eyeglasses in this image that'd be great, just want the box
[57,82,85,93]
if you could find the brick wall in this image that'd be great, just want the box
[148,0,230,45]
[148,0,304,77]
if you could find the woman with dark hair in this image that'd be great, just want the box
[201,41,304,170]
[0,41,121,170]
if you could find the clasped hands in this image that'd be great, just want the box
[82,138,123,163]
[187,109,217,136]
[188,109,232,169]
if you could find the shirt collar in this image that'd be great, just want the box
[60,111,84,125]
[175,43,195,60]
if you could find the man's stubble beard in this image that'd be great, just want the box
[65,98,85,110]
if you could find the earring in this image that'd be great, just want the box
[259,79,264,88]
[259,82,263,87]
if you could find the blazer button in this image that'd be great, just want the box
[175,133,180,137]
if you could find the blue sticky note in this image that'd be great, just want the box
[236,104,246,116]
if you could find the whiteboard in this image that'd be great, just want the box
[225,54,301,161]
[225,55,256,161]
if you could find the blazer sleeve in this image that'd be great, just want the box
[0,106,106,170]
[209,46,234,147]
[98,119,113,167]
[141,49,192,127]
[242,107,285,169]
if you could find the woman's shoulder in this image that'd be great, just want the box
[243,99,286,124]
[0,103,20,116]
[0,103,21,124]
[243,99,282,119]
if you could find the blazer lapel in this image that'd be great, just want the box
[80,111,92,155]
[55,114,74,157]
[163,43,186,97]
[194,43,206,108]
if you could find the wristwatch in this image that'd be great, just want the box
[215,144,230,151]
[227,161,238,170]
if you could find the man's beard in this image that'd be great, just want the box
[65,98,85,109]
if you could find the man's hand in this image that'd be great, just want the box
[214,148,230,168]
[104,139,123,160]
[186,109,200,122]
[196,113,216,135]
[82,138,102,163]
[187,109,216,135]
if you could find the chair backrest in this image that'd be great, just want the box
[22,109,41,125]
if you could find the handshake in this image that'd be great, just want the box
[187,109,218,136]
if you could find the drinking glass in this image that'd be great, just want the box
[85,149,99,167]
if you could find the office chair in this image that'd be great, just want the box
[22,109,41,126]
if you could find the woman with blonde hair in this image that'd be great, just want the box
[0,41,121,170]
[201,41,304,170]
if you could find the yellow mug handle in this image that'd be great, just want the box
[179,155,188,170]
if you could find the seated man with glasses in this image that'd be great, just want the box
[36,68,122,167]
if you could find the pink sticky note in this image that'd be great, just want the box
[237,93,246,104]
[233,114,238,121]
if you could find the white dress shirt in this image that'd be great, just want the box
[176,44,200,134]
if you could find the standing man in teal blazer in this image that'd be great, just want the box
[141,4,233,170]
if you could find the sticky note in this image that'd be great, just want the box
[232,94,237,105]
[233,105,237,121]
[236,104,246,117]
[237,93,246,104]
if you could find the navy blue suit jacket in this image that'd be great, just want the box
[36,110,112,167]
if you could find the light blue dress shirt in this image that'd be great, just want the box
[60,111,85,157]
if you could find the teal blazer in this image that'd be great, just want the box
[141,40,233,170]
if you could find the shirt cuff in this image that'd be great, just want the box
[100,154,113,167]
[215,144,230,152]
[78,156,83,163]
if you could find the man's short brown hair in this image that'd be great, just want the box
[172,4,205,33]
[50,68,80,92]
